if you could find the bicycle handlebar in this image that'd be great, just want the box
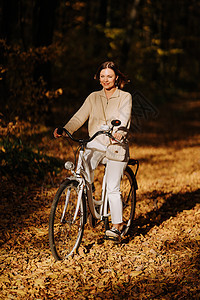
[57,127,121,144]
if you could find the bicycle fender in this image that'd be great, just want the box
[125,166,138,190]
[133,176,138,190]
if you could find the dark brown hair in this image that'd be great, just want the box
[94,61,129,89]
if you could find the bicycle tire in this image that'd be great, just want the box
[49,179,86,260]
[120,166,137,235]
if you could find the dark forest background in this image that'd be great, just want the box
[0,0,200,181]
[1,0,200,125]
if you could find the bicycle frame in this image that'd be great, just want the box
[65,145,110,223]
[57,122,138,226]
[49,122,139,260]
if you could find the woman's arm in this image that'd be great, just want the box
[63,96,92,135]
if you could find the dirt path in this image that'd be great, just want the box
[0,95,200,299]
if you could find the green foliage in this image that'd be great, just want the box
[0,136,63,182]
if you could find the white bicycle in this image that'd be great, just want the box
[49,120,139,260]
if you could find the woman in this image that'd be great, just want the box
[54,61,132,239]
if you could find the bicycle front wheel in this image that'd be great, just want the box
[121,166,137,235]
[49,179,86,260]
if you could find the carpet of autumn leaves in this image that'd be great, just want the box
[0,93,200,299]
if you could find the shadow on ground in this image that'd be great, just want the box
[128,189,200,239]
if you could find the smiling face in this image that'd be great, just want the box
[99,68,118,90]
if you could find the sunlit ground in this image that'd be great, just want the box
[0,96,199,299]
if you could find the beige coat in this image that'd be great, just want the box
[64,88,132,146]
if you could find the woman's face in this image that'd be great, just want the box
[99,68,118,90]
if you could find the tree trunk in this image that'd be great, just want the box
[33,0,57,88]
[1,0,19,43]
[120,0,140,67]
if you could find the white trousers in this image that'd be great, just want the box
[106,159,127,224]
[84,140,128,224]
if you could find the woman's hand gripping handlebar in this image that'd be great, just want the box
[53,119,123,145]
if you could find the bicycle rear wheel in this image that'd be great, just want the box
[120,166,137,235]
[49,179,86,260]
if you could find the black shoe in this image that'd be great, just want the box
[105,227,121,239]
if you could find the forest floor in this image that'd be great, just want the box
[0,93,200,299]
